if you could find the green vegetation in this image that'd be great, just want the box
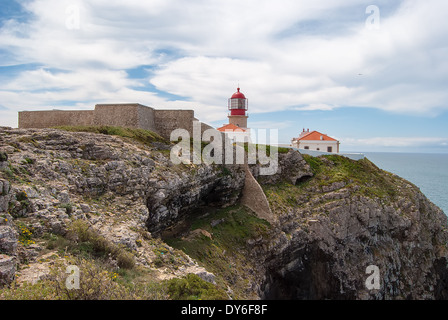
[165,273,227,300]
[8,190,32,217]
[0,151,7,162]
[66,220,135,269]
[264,154,404,214]
[164,205,270,298]
[262,181,303,212]
[58,202,74,215]
[17,222,35,246]
[22,157,34,165]
[54,125,167,147]
[2,217,228,300]
[0,163,32,184]
[41,220,135,269]
[241,143,290,156]
[0,257,167,300]
[17,136,39,148]
[303,154,398,198]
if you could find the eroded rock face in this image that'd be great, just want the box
[1,127,447,299]
[250,149,313,185]
[0,180,12,213]
[145,164,245,234]
[0,223,18,286]
[0,128,247,286]
[255,168,448,300]
[0,225,18,255]
[0,128,246,235]
[0,254,16,286]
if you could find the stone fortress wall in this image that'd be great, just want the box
[17,102,273,227]
[18,103,212,140]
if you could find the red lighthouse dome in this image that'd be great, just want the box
[228,87,248,116]
[231,88,246,99]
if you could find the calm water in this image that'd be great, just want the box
[362,152,448,215]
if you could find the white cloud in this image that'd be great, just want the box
[294,104,336,111]
[0,0,448,129]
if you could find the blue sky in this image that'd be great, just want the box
[1,0,448,153]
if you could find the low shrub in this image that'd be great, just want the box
[68,220,135,269]
[54,125,166,146]
[0,257,167,300]
[165,273,227,300]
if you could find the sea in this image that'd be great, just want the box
[361,152,448,216]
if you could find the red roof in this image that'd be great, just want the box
[217,123,247,132]
[297,130,337,141]
[231,88,246,99]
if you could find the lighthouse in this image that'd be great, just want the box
[227,87,248,129]
[217,87,251,142]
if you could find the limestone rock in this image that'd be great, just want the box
[1,127,447,300]
[256,165,448,300]
[251,149,313,185]
[80,204,90,213]
[0,254,16,286]
[0,179,11,212]
[0,225,18,255]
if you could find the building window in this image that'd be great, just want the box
[304,146,309,150]
[316,148,320,151]
[327,146,332,152]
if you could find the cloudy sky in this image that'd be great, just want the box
[1,0,447,153]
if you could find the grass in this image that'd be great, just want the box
[58,202,74,215]
[262,181,304,213]
[53,125,167,147]
[165,273,228,300]
[263,154,408,216]
[44,220,135,269]
[164,205,271,299]
[5,222,224,300]
[242,143,290,156]
[0,253,223,300]
[0,256,167,300]
[22,157,34,165]
[301,154,399,198]
[0,163,32,184]
[17,136,39,148]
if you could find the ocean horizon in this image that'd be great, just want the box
[352,152,448,216]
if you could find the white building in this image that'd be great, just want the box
[291,129,340,153]
[218,123,251,143]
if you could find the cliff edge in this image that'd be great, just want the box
[0,127,447,300]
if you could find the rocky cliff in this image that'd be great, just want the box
[258,155,448,299]
[0,126,447,300]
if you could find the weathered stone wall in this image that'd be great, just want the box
[137,104,156,132]
[93,104,141,128]
[154,110,195,139]
[18,104,202,140]
[19,110,95,128]
[199,121,215,135]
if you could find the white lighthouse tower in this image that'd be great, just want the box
[217,87,251,143]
